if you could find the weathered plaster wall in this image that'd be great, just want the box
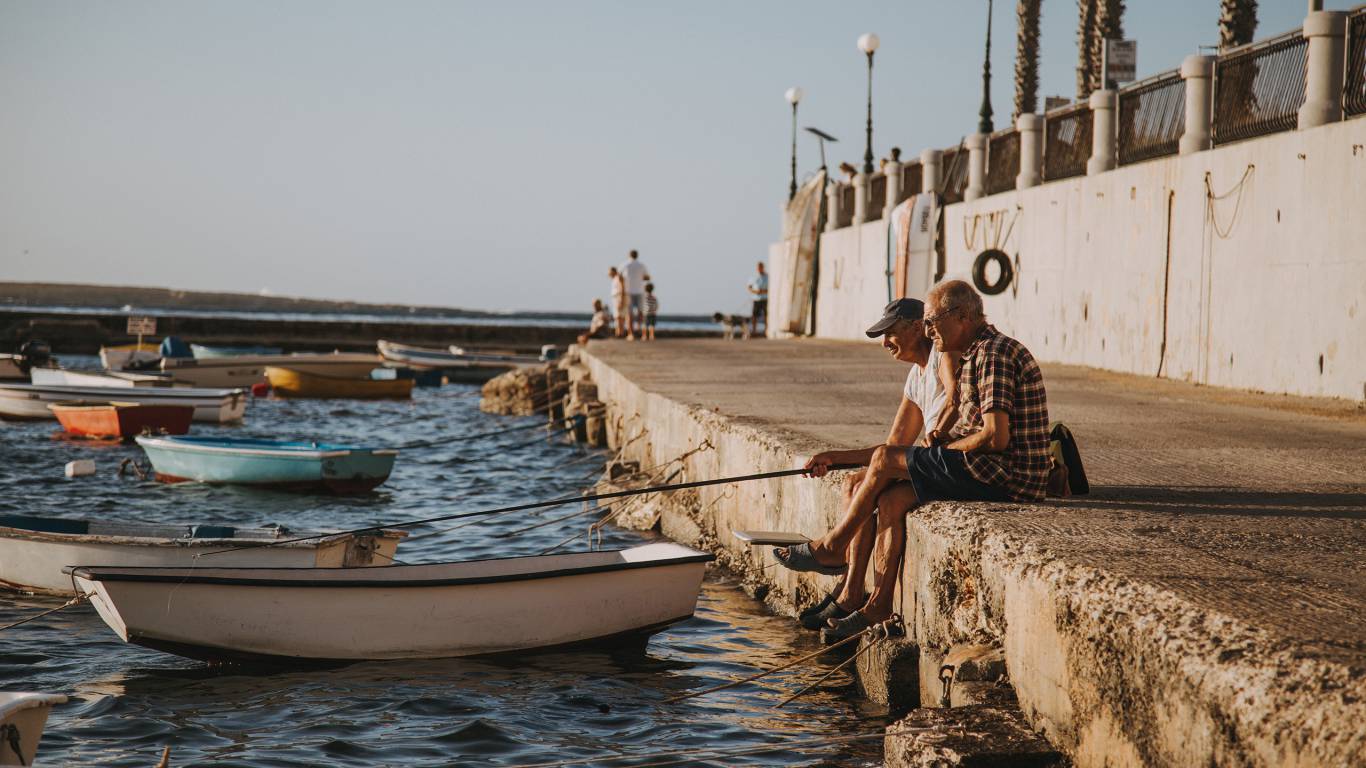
[776,118,1366,400]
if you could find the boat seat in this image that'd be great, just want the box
[187,524,236,539]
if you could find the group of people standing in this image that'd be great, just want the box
[581,250,658,344]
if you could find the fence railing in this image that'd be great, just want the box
[1347,7,1366,117]
[941,146,969,203]
[1044,103,1092,180]
[901,161,923,198]
[1212,30,1308,145]
[868,172,887,220]
[1118,69,1186,165]
[985,130,1020,195]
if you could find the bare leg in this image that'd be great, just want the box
[835,470,872,609]
[859,482,918,622]
[806,445,910,564]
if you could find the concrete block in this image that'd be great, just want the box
[885,706,1066,768]
[919,646,948,708]
[585,413,607,447]
[570,381,597,402]
[945,643,1006,683]
[950,681,1017,708]
[855,636,920,715]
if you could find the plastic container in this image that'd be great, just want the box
[64,459,96,478]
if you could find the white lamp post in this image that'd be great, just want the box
[785,87,804,200]
[857,33,880,174]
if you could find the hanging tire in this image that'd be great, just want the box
[972,249,1013,296]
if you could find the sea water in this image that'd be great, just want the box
[0,356,884,767]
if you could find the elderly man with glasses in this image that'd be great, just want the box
[775,279,1051,638]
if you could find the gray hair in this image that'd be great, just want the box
[927,279,983,318]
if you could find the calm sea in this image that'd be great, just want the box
[0,356,884,767]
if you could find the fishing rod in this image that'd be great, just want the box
[199,462,861,558]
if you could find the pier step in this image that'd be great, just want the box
[885,706,1067,768]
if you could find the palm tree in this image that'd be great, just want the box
[1076,0,1097,99]
[1218,0,1258,51]
[1014,0,1043,120]
[1077,0,1124,99]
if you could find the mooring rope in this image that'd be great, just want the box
[196,462,859,558]
[0,593,87,633]
[663,623,875,704]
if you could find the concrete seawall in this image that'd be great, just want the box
[577,338,1366,766]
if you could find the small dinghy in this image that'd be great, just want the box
[161,352,382,388]
[136,435,399,492]
[264,366,415,399]
[378,340,542,383]
[99,342,160,371]
[0,514,405,595]
[49,401,194,439]
[0,383,247,423]
[68,542,711,662]
[0,692,66,766]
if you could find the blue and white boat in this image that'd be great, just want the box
[135,436,398,493]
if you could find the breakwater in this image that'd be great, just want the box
[565,338,1366,767]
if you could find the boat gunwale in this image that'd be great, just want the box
[0,383,246,399]
[66,549,714,588]
[135,436,392,459]
[0,524,406,549]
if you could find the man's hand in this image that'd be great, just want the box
[802,451,839,478]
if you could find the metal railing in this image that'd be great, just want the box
[941,146,969,204]
[1118,69,1186,165]
[868,172,887,221]
[1044,103,1092,180]
[836,183,854,228]
[901,161,923,198]
[1212,30,1308,145]
[1347,7,1366,117]
[985,130,1020,195]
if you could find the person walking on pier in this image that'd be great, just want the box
[775,280,1050,638]
[608,267,627,338]
[620,249,651,340]
[748,261,768,338]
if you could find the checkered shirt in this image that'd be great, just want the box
[954,325,1050,501]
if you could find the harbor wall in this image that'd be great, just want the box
[777,117,1366,401]
[577,345,1365,768]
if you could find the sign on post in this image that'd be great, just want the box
[126,316,157,337]
[1105,40,1137,84]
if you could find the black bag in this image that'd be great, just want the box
[1048,422,1089,496]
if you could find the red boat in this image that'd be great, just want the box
[48,401,194,440]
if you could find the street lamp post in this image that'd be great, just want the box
[857,33,880,175]
[978,0,994,135]
[785,87,804,201]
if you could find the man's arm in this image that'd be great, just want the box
[886,395,924,446]
[946,410,1010,453]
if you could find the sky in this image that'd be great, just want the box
[0,1,1350,314]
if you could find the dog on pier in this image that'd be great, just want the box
[712,312,751,340]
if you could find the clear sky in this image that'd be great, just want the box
[0,1,1350,314]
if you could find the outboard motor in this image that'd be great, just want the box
[16,340,53,374]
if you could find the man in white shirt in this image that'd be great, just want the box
[747,261,769,337]
[774,298,946,637]
[620,249,651,340]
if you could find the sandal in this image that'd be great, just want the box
[772,542,846,576]
[800,598,853,631]
[820,610,873,643]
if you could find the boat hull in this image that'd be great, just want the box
[70,543,711,661]
[265,367,414,399]
[136,436,397,492]
[161,353,381,388]
[0,384,246,423]
[50,402,194,439]
[0,692,66,766]
[99,343,159,371]
[0,515,404,596]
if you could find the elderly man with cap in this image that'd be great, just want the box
[773,297,947,635]
[776,281,1051,637]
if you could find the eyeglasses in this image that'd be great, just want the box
[923,304,961,328]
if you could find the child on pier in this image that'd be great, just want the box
[643,283,659,341]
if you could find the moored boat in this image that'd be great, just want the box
[0,514,405,595]
[160,352,381,388]
[99,342,160,371]
[264,367,415,399]
[68,542,712,662]
[0,383,247,423]
[136,435,398,492]
[49,401,194,439]
[30,367,178,388]
[191,343,283,358]
[378,340,541,382]
[0,692,66,765]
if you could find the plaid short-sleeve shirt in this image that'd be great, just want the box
[954,325,1050,501]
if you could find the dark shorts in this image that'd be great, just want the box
[752,299,768,318]
[644,313,657,328]
[905,446,1011,503]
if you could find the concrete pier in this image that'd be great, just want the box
[577,338,1366,767]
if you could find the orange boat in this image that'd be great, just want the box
[48,401,194,440]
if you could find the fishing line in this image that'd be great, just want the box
[198,463,860,558]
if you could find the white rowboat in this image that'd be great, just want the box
[30,368,179,388]
[0,514,406,596]
[0,692,66,766]
[160,352,381,388]
[69,542,712,663]
[0,383,247,423]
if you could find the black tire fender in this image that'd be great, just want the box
[972,249,1013,296]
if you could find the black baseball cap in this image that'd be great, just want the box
[865,298,925,338]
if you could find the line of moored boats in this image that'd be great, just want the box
[1,336,710,766]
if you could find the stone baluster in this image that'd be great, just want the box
[1298,11,1348,129]
[884,155,903,219]
[920,149,943,195]
[965,133,988,201]
[853,172,869,224]
[825,181,843,232]
[1016,114,1043,189]
[1087,89,1117,175]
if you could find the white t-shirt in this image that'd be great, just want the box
[903,348,947,441]
[621,260,650,294]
